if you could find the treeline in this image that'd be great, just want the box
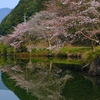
[0,0,47,35]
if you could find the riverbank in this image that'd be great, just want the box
[0,46,100,76]
[14,46,100,64]
[0,42,100,65]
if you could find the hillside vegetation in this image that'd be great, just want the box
[0,0,100,58]
[0,0,46,35]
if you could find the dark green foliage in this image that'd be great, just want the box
[0,0,46,35]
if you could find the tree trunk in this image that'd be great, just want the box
[91,41,96,53]
[47,37,52,50]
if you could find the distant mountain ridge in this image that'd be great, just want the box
[0,8,12,22]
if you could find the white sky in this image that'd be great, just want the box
[0,0,20,9]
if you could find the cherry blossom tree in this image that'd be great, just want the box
[7,0,100,52]
[53,0,100,51]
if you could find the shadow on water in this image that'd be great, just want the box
[0,56,100,100]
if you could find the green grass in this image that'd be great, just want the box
[59,46,91,53]
[58,46,100,64]
[85,46,100,62]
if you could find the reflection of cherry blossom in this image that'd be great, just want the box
[2,61,73,100]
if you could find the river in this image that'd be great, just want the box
[0,56,100,100]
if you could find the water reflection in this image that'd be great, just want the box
[0,71,19,100]
[0,72,7,90]
[0,90,19,100]
[0,57,100,100]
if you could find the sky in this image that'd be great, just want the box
[0,0,20,9]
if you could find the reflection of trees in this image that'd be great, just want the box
[26,57,33,69]
[1,60,72,100]
[25,60,73,100]
[62,74,100,100]
[1,58,100,100]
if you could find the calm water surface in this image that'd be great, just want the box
[0,72,19,100]
[0,57,100,100]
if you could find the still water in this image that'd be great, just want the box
[0,72,19,100]
[0,56,100,100]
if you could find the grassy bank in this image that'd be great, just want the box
[58,46,100,63]
[14,46,100,65]
[0,42,100,65]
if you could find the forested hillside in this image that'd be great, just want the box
[0,0,46,35]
